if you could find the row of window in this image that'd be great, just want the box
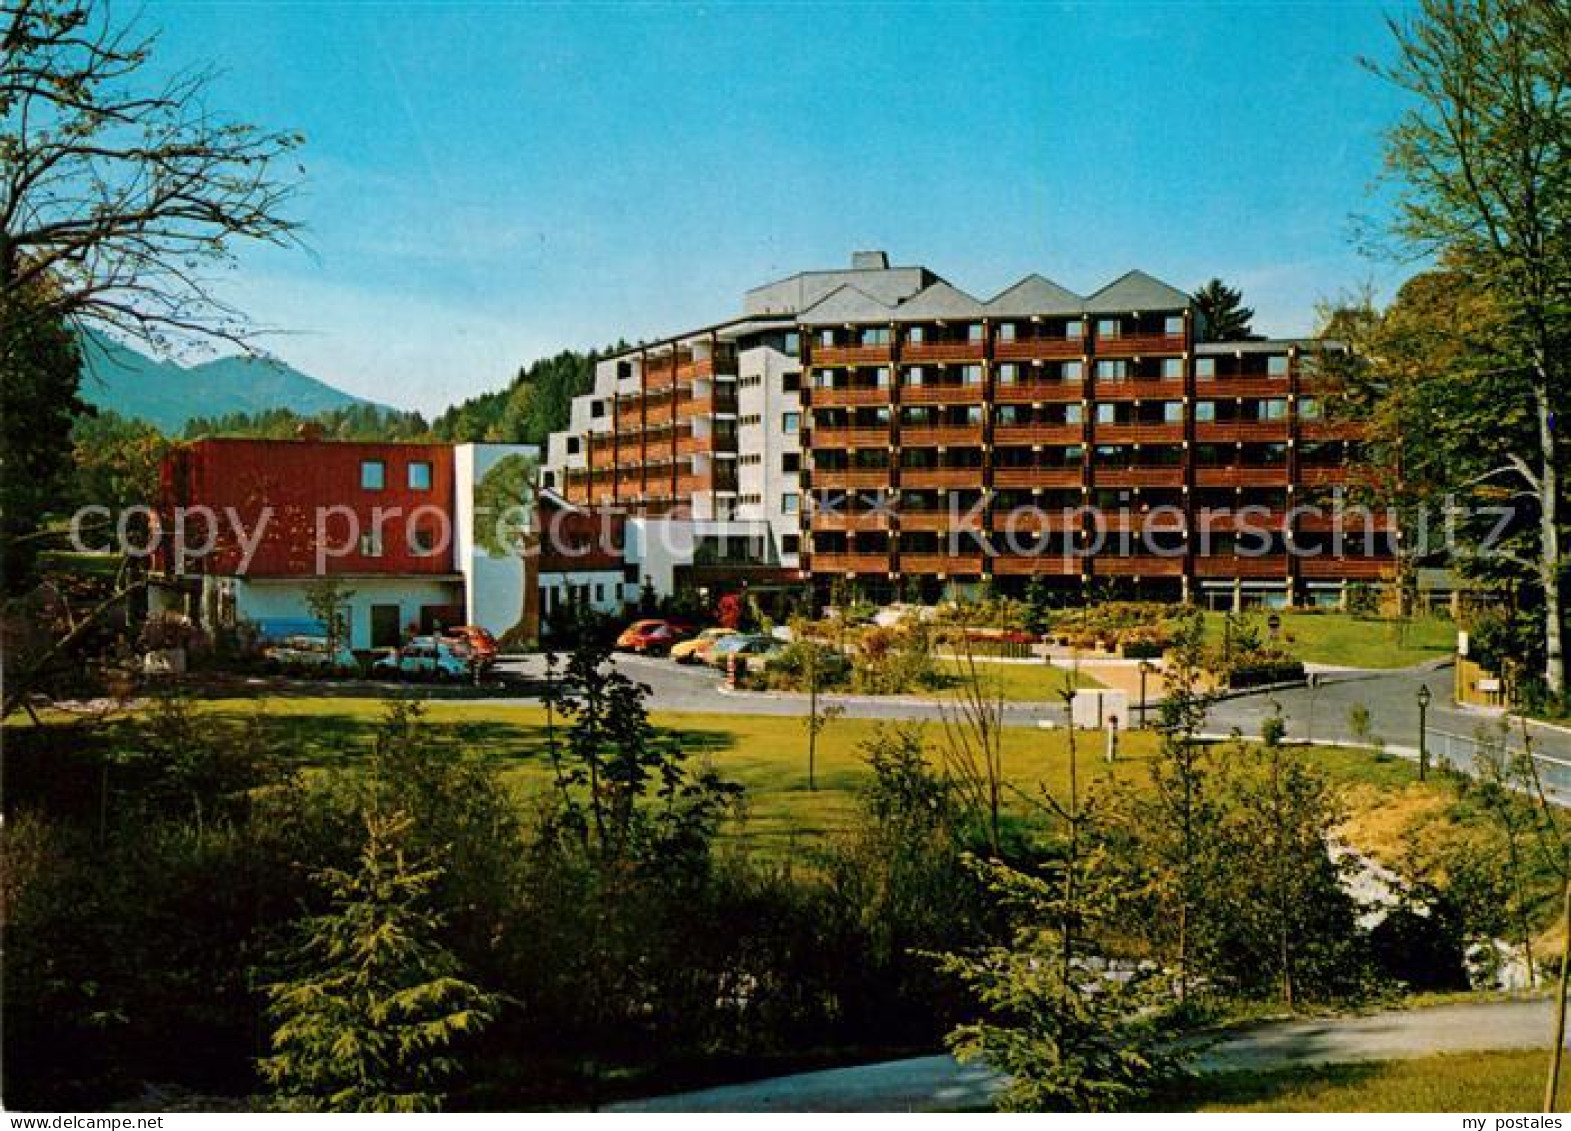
[814,356,1293,386]
[813,398,1325,429]
[817,317,1186,349]
[360,460,434,492]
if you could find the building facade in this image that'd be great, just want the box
[544,252,1393,610]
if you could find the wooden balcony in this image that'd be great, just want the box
[993,423,1084,445]
[1093,378,1186,402]
[898,552,986,575]
[1192,554,1290,579]
[899,383,985,405]
[809,384,891,408]
[1094,554,1185,577]
[811,510,891,532]
[900,510,985,533]
[1094,333,1187,357]
[992,553,1083,577]
[1295,510,1394,533]
[1195,421,1291,444]
[1195,509,1291,532]
[1096,509,1188,533]
[646,403,675,427]
[1299,465,1351,487]
[902,340,986,363]
[675,430,707,455]
[899,425,984,447]
[813,426,890,449]
[674,475,707,495]
[990,508,1080,535]
[900,466,982,489]
[1298,556,1395,580]
[994,380,1082,403]
[1094,466,1185,489]
[1195,465,1291,488]
[1201,375,1288,398]
[812,467,893,490]
[679,355,738,379]
[994,466,1083,489]
[813,344,892,366]
[810,552,891,574]
[1093,422,1185,445]
[995,337,1084,361]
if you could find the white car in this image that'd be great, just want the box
[372,636,473,681]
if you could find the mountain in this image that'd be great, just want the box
[75,329,389,432]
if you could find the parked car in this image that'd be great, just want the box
[706,633,784,670]
[263,634,357,675]
[372,635,473,681]
[670,627,738,665]
[442,624,499,667]
[616,618,692,656]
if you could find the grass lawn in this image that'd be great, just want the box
[1161,1049,1563,1112]
[168,695,1422,857]
[1201,610,1457,669]
[931,658,1103,702]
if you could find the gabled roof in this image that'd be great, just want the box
[797,284,897,325]
[891,280,987,322]
[1083,270,1192,314]
[985,274,1085,318]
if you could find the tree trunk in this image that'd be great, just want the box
[1544,874,1571,1113]
[1535,372,1566,698]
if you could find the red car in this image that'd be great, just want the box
[616,618,693,656]
[441,625,499,667]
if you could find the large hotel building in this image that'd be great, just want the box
[544,252,1392,610]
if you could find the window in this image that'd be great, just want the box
[782,534,801,555]
[1065,403,1084,424]
[907,326,926,345]
[1263,399,1289,420]
[1096,403,1118,424]
[1164,315,1185,336]
[784,331,800,357]
[1096,359,1128,382]
[359,530,383,557]
[998,322,1017,341]
[966,323,984,342]
[1195,357,1216,379]
[1066,320,1085,340]
[595,584,605,602]
[783,371,801,392]
[591,400,606,418]
[861,326,890,346]
[1268,355,1290,376]
[783,412,800,434]
[1096,318,1121,339]
[961,365,983,385]
[782,452,800,473]
[818,329,835,347]
[781,493,800,515]
[1299,397,1323,420]
[566,437,581,456]
[1195,401,1217,422]
[1161,358,1184,379]
[360,460,385,490]
[997,363,1021,384]
[408,461,432,490]
[1163,401,1184,423]
[1061,360,1084,381]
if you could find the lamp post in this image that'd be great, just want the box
[1138,660,1153,729]
[1417,683,1433,782]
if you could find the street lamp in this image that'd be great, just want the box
[1416,683,1433,781]
[1138,660,1154,729]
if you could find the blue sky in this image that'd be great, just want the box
[146,1,1417,417]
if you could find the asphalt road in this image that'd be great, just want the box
[608,997,1558,1112]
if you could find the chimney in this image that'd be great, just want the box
[851,250,889,270]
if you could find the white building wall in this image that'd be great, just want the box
[233,576,463,650]
[453,442,540,639]
[730,340,803,568]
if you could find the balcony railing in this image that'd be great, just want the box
[898,552,985,575]
[1194,465,1291,488]
[993,466,1083,489]
[1094,554,1186,577]
[1093,378,1186,401]
[812,467,893,489]
[1093,422,1185,445]
[813,426,890,448]
[992,553,1083,576]
[1199,375,1287,398]
[990,509,1080,534]
[994,380,1083,403]
[1299,465,1351,487]
[813,344,892,366]
[809,384,891,408]
[902,340,986,363]
[1194,509,1290,533]
[1093,466,1185,488]
[1194,421,1291,443]
[1094,333,1187,357]
[810,510,891,532]
[900,383,985,405]
[1298,556,1395,579]
[1192,554,1290,579]
[1298,420,1363,441]
[993,423,1085,445]
[900,466,983,489]
[994,337,1084,361]
[900,510,985,533]
[899,425,984,447]
[810,552,891,574]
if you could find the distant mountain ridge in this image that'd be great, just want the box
[76,329,389,432]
